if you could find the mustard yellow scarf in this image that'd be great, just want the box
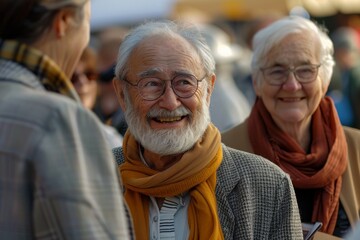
[0,39,80,102]
[119,124,224,239]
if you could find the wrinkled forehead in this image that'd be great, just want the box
[128,34,203,77]
[265,31,322,64]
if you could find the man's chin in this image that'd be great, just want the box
[139,132,196,156]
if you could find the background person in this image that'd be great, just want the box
[198,23,251,132]
[71,46,123,148]
[222,16,360,238]
[95,66,128,136]
[93,27,129,136]
[0,0,130,238]
[112,20,303,240]
[327,27,360,129]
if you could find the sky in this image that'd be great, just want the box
[90,0,176,30]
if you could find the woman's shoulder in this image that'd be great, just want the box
[221,120,251,151]
[343,126,360,147]
[220,144,288,181]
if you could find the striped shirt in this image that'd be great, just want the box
[139,148,190,239]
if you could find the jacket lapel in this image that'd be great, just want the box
[215,144,240,239]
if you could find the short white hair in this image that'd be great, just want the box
[251,16,335,85]
[114,20,216,82]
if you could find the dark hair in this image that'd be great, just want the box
[0,0,86,44]
[99,65,116,83]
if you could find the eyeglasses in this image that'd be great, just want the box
[122,74,207,101]
[71,70,98,84]
[260,64,321,86]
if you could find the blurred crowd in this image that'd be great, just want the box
[81,15,360,140]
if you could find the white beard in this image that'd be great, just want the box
[124,89,211,155]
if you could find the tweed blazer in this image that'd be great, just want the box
[113,144,303,239]
[0,59,129,239]
[222,119,360,228]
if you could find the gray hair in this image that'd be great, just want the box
[114,20,216,81]
[251,16,335,84]
[39,0,87,9]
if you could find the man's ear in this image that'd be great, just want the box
[52,8,75,38]
[113,77,127,111]
[206,74,216,105]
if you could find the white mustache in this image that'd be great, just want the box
[147,106,191,118]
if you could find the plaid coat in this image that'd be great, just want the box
[0,57,129,239]
[114,144,303,240]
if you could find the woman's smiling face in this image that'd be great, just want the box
[253,32,330,129]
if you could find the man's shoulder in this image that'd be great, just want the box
[112,144,287,180]
[218,144,288,185]
[222,145,286,174]
[112,147,125,166]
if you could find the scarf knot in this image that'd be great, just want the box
[120,124,224,239]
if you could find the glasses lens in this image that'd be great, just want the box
[263,65,319,85]
[71,70,98,84]
[138,78,165,100]
[135,74,201,100]
[263,67,288,85]
[172,74,198,98]
[295,65,318,82]
[84,70,98,81]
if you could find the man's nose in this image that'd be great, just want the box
[157,82,181,110]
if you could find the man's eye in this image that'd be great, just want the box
[141,79,162,88]
[173,76,196,87]
[177,79,192,85]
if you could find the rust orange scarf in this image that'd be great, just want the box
[119,124,224,240]
[248,97,348,234]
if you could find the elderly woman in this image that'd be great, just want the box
[222,16,360,238]
[0,0,129,238]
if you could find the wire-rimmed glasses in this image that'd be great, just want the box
[260,64,321,86]
[122,74,207,101]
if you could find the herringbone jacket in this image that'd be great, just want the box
[113,144,303,239]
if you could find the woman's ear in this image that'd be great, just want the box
[252,73,262,97]
[322,77,331,98]
[113,77,126,111]
[52,8,75,38]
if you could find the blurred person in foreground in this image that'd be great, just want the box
[71,46,123,148]
[222,16,360,238]
[0,0,129,239]
[327,27,360,129]
[112,20,303,239]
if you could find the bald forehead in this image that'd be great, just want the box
[136,34,198,58]
[128,34,204,77]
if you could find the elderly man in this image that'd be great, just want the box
[112,20,303,240]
